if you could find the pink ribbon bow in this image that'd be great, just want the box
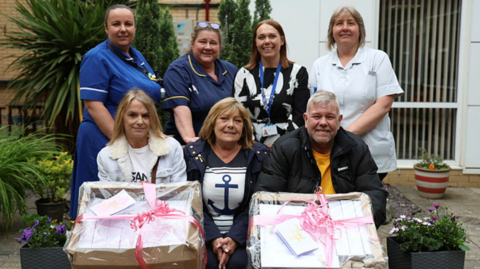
[75,182,206,269]
[249,191,376,269]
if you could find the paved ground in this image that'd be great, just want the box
[1,186,479,268]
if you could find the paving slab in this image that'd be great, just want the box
[1,187,478,268]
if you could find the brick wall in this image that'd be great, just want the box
[384,169,480,188]
[0,0,21,81]
[160,0,221,23]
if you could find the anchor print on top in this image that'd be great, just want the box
[203,167,246,216]
[208,175,238,215]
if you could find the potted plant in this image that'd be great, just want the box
[27,152,73,222]
[413,148,451,198]
[0,127,64,231]
[388,204,469,269]
[15,213,72,269]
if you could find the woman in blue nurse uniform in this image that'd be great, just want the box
[70,4,161,218]
[161,22,238,145]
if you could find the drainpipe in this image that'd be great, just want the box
[205,0,210,21]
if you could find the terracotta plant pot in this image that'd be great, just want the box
[413,165,451,198]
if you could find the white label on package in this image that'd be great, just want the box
[275,218,318,256]
[90,189,136,216]
[259,204,340,268]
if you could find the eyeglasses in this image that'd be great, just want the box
[197,21,221,29]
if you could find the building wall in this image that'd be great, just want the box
[0,0,21,81]
[385,169,480,188]
[160,0,221,23]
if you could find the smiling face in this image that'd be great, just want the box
[192,30,220,69]
[332,14,360,49]
[104,8,136,55]
[304,101,342,154]
[123,98,150,148]
[255,24,285,66]
[213,112,244,146]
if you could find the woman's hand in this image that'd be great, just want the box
[346,95,395,136]
[172,106,199,144]
[84,100,114,139]
[212,237,239,269]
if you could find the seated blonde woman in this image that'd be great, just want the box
[97,88,186,183]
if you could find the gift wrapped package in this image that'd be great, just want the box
[247,192,386,269]
[65,181,205,269]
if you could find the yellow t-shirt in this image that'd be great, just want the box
[312,150,336,194]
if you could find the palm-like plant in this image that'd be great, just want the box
[1,0,109,140]
[0,127,65,231]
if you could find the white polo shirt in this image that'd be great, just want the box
[309,47,404,173]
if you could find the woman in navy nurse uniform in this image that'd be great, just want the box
[161,22,238,145]
[70,4,161,218]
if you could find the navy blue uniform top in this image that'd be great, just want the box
[70,39,161,219]
[80,39,162,120]
[161,52,238,144]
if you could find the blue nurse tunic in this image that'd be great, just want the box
[70,39,161,218]
[161,52,238,144]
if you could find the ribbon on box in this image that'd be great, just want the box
[75,182,206,269]
[249,191,377,269]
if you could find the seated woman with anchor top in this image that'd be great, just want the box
[183,97,269,269]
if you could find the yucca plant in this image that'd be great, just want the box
[0,0,132,149]
[0,127,65,231]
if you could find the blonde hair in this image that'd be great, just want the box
[199,97,254,149]
[108,88,166,145]
[245,19,293,70]
[187,23,222,54]
[327,6,366,51]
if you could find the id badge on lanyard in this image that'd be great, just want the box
[260,61,281,137]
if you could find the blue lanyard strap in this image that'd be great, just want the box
[260,60,281,119]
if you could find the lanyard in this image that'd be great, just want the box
[107,42,148,76]
[260,60,281,119]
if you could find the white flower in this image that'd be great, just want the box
[389,227,399,235]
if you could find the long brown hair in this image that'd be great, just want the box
[245,19,293,70]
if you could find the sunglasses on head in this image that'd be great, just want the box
[197,21,221,29]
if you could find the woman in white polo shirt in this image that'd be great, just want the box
[309,6,403,180]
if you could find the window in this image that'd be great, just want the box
[379,0,461,160]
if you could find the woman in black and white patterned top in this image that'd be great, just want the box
[233,19,310,146]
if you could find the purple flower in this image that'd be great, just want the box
[428,208,435,212]
[47,218,52,223]
[15,237,22,244]
[432,216,440,220]
[433,204,440,209]
[32,220,39,230]
[20,229,34,242]
[43,232,48,236]
[55,225,66,236]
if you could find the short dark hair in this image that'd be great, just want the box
[104,4,135,26]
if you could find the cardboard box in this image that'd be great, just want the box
[65,181,204,268]
[248,192,386,269]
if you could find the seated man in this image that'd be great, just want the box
[255,90,388,228]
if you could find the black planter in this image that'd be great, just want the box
[35,198,66,222]
[387,237,465,269]
[20,244,71,269]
